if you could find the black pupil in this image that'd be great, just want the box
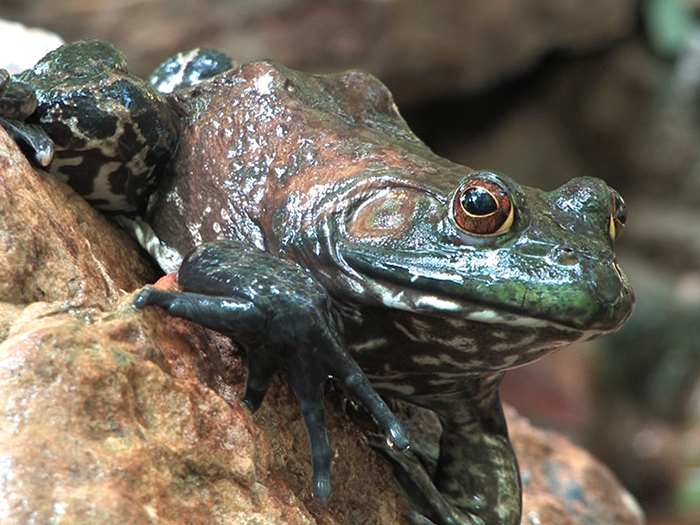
[462,187,497,216]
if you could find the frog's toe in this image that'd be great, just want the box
[301,400,332,503]
[336,370,410,451]
[315,333,409,450]
[405,512,438,525]
[286,358,333,503]
[133,286,160,309]
[0,118,54,167]
[134,286,184,310]
[134,287,189,313]
[242,352,281,412]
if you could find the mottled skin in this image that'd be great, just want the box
[0,42,634,525]
[0,41,179,213]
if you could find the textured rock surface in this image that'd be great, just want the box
[509,406,645,525]
[0,127,155,308]
[0,0,637,103]
[0,290,408,525]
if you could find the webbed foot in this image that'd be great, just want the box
[0,68,54,167]
[134,240,409,502]
[370,388,522,525]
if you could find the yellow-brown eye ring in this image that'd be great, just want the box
[609,191,627,240]
[451,175,514,236]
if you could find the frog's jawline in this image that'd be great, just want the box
[336,249,598,338]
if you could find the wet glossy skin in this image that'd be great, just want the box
[0,42,634,525]
[141,60,634,525]
[0,41,178,213]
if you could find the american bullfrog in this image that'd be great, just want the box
[0,41,635,525]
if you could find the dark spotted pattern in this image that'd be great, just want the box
[341,305,585,388]
[150,48,235,94]
[10,40,180,213]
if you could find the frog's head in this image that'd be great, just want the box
[309,171,634,337]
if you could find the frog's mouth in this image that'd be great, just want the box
[335,245,635,335]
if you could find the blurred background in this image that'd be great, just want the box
[1,0,698,523]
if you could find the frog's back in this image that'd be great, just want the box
[147,60,465,257]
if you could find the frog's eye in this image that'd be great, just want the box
[609,191,627,240]
[451,176,514,236]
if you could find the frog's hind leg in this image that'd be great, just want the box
[113,215,183,273]
[375,382,521,525]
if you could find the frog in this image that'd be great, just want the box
[0,41,635,525]
[0,40,179,214]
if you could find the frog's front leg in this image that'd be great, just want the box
[134,239,409,502]
[434,392,521,525]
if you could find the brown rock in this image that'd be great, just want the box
[0,284,407,525]
[508,406,645,525]
[0,0,637,103]
[0,126,155,309]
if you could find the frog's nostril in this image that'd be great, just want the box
[556,246,578,266]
